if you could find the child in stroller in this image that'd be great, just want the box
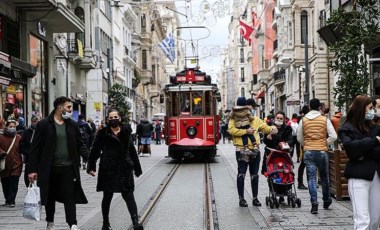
[264,143,301,208]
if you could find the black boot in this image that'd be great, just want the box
[102,222,112,230]
[132,216,143,230]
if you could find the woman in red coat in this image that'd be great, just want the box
[0,120,22,207]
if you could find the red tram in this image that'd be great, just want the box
[163,68,221,160]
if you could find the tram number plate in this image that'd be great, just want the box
[195,76,204,81]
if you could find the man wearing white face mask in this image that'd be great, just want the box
[28,96,89,230]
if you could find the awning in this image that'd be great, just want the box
[11,56,37,78]
[11,0,84,33]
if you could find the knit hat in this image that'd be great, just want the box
[236,97,247,106]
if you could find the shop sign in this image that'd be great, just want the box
[94,102,101,112]
[37,22,46,37]
[0,51,11,68]
[286,100,300,106]
[0,76,10,86]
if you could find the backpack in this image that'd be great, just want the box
[290,121,298,136]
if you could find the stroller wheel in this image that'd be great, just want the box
[275,199,279,208]
[265,196,270,206]
[296,198,302,208]
[269,198,274,209]
[291,198,296,208]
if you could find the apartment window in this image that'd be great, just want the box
[141,14,146,32]
[301,11,308,44]
[288,22,293,46]
[152,64,156,84]
[253,74,258,85]
[240,35,245,45]
[100,0,111,20]
[142,50,147,69]
[240,48,244,63]
[319,10,326,28]
[240,67,245,82]
[241,87,245,97]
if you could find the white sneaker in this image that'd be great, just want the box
[70,225,80,230]
[46,222,54,230]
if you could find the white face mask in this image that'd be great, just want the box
[274,120,283,126]
[61,107,72,120]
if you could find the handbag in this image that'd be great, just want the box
[0,136,16,172]
[23,182,42,221]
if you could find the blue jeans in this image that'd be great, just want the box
[236,151,261,199]
[304,150,331,204]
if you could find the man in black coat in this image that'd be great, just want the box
[28,96,89,230]
[87,109,143,230]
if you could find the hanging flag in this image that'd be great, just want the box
[239,20,254,46]
[159,34,175,63]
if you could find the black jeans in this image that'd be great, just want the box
[45,165,77,226]
[1,176,20,205]
[291,136,301,159]
[236,151,261,199]
[298,159,306,185]
[102,191,138,224]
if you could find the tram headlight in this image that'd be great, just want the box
[186,126,197,137]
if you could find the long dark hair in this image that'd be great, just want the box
[346,95,374,134]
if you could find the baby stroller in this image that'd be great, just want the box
[264,144,301,209]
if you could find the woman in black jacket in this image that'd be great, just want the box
[87,109,143,230]
[338,95,380,230]
[262,111,293,174]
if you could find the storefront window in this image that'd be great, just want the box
[30,34,47,118]
[1,83,24,120]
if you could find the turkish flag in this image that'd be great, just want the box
[239,20,254,45]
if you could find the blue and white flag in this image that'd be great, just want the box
[159,34,176,63]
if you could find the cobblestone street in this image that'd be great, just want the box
[0,143,355,230]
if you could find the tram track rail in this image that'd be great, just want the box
[128,161,219,230]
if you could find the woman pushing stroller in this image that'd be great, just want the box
[262,111,293,204]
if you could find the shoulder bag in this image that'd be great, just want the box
[0,136,17,172]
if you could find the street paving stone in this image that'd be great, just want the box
[0,142,365,229]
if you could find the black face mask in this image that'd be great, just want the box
[108,119,120,128]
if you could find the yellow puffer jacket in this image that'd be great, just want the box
[228,116,273,149]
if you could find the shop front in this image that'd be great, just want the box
[0,51,35,121]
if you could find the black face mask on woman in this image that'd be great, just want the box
[108,119,120,128]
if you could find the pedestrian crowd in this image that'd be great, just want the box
[2,93,380,230]
[0,96,144,230]
[226,95,380,230]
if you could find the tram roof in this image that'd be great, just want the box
[164,84,218,92]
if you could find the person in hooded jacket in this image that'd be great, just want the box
[136,119,154,155]
[87,109,143,230]
[20,116,40,187]
[339,95,380,230]
[297,98,337,214]
[0,119,22,207]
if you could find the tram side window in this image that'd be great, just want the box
[192,92,203,115]
[205,91,211,115]
[171,92,179,116]
[180,92,191,114]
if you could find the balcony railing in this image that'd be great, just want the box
[273,69,285,82]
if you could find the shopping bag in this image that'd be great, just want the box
[23,182,42,221]
[0,158,5,172]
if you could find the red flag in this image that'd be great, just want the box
[239,20,254,45]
